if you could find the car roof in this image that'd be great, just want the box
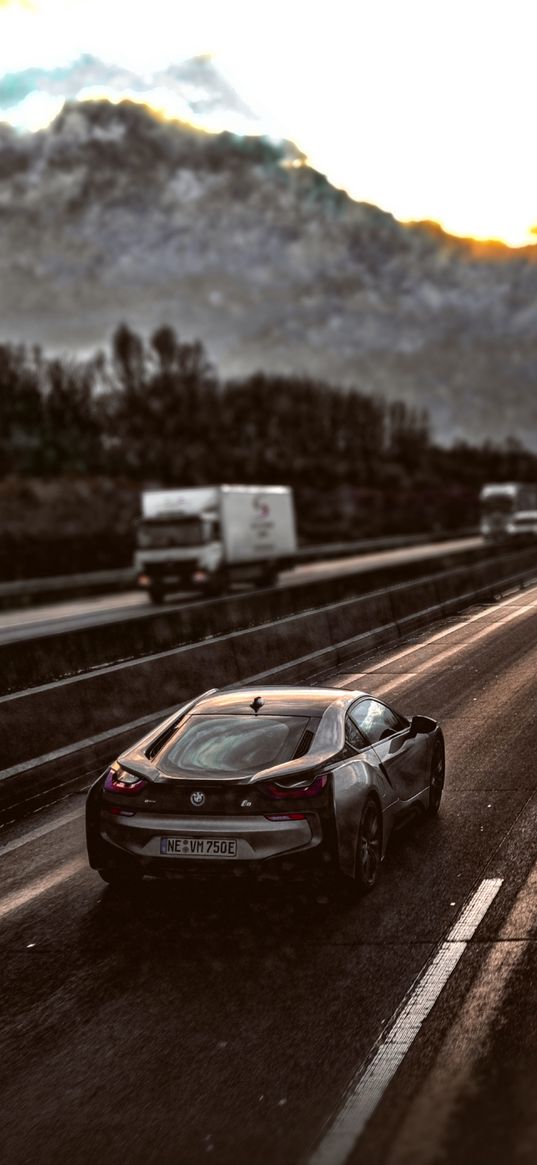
[119,685,374,780]
[190,686,367,718]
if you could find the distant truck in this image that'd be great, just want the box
[135,485,297,602]
[479,482,537,543]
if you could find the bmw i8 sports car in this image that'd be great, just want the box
[86,686,445,893]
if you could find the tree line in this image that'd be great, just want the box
[2,323,537,576]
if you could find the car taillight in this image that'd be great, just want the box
[264,773,328,800]
[104,766,148,795]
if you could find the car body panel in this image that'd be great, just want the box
[86,684,444,887]
[100,810,321,863]
[329,751,389,877]
[372,730,431,802]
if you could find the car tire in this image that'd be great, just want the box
[148,584,164,604]
[354,796,382,894]
[97,867,143,889]
[428,740,445,814]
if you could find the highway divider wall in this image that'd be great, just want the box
[0,544,498,697]
[0,527,478,609]
[2,545,537,800]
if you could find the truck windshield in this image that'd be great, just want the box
[481,496,514,515]
[137,518,205,549]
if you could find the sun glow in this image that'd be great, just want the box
[2,0,537,248]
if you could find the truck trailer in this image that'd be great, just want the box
[135,485,297,602]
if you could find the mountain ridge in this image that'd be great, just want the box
[0,53,261,134]
[1,98,537,446]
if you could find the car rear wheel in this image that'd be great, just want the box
[428,741,445,814]
[354,797,382,893]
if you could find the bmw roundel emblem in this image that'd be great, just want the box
[191,791,205,807]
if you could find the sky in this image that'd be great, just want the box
[1,0,537,247]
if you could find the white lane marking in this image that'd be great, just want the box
[342,582,537,684]
[309,878,503,1165]
[446,881,504,941]
[0,808,85,858]
[387,860,537,1164]
[373,595,537,698]
[0,856,86,921]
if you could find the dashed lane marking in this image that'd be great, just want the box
[386,859,537,1165]
[342,584,537,687]
[368,594,537,699]
[308,878,503,1165]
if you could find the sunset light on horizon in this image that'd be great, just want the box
[1,0,537,247]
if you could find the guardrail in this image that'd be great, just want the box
[0,541,536,824]
[0,527,479,609]
[295,527,479,560]
[0,540,487,696]
[0,567,137,607]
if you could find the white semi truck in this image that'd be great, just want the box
[479,482,537,543]
[135,485,297,602]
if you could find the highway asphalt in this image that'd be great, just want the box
[0,536,481,644]
[1,578,536,1164]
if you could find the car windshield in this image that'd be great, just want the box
[163,714,312,775]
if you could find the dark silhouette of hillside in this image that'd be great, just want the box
[1,324,536,580]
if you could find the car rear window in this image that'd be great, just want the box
[163,715,312,775]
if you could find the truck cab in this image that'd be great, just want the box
[135,485,296,602]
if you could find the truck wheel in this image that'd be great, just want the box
[149,583,165,604]
[256,565,277,589]
[205,572,228,597]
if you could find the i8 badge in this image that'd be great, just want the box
[191,791,205,807]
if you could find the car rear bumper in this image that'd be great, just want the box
[97,810,324,870]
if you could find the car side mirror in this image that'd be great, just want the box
[407,714,435,739]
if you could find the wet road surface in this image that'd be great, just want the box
[1,579,536,1164]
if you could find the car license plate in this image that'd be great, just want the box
[159,836,238,858]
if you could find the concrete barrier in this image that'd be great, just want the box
[0,528,479,609]
[2,543,537,789]
[1,637,241,769]
[0,543,496,696]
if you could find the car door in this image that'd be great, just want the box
[348,698,428,803]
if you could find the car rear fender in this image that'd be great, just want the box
[330,754,389,879]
